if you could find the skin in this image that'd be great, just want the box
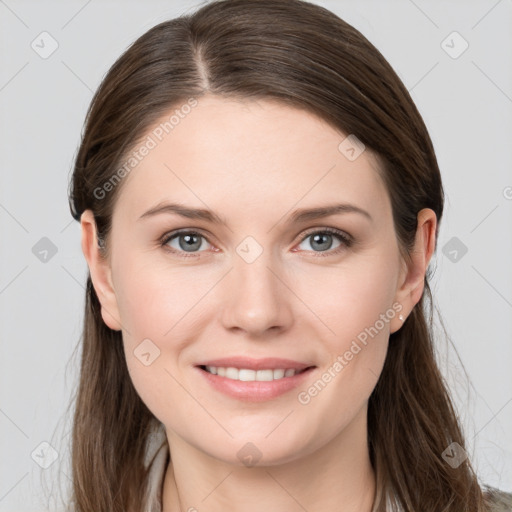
[81,94,436,512]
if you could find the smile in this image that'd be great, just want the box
[196,364,316,402]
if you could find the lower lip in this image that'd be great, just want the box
[195,366,316,402]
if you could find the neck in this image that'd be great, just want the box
[162,406,376,512]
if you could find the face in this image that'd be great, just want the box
[85,94,415,466]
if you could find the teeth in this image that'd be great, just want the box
[273,369,285,379]
[204,366,301,381]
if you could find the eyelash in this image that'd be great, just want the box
[159,227,353,259]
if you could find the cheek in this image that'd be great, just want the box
[113,253,208,340]
[111,256,220,418]
[293,266,395,440]
[297,251,398,400]
[298,250,400,342]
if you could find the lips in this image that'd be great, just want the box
[194,356,317,401]
[196,363,316,402]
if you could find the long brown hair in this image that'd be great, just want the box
[66,0,492,510]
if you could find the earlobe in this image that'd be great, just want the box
[390,208,437,334]
[80,210,123,331]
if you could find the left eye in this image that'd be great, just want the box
[296,229,351,255]
[160,228,352,258]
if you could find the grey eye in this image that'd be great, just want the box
[298,232,342,252]
[166,232,207,253]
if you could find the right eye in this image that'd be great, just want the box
[160,230,213,258]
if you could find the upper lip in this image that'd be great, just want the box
[196,357,314,371]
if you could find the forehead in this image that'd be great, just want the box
[112,95,389,225]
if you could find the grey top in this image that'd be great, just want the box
[143,421,169,512]
[141,421,512,512]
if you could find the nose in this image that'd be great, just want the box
[220,247,294,337]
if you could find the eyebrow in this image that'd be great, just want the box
[138,201,372,225]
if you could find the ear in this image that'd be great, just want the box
[390,208,437,334]
[80,209,123,331]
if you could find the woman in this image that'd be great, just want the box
[67,0,512,510]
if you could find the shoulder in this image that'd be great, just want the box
[483,486,512,512]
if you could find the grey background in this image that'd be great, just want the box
[0,0,511,510]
